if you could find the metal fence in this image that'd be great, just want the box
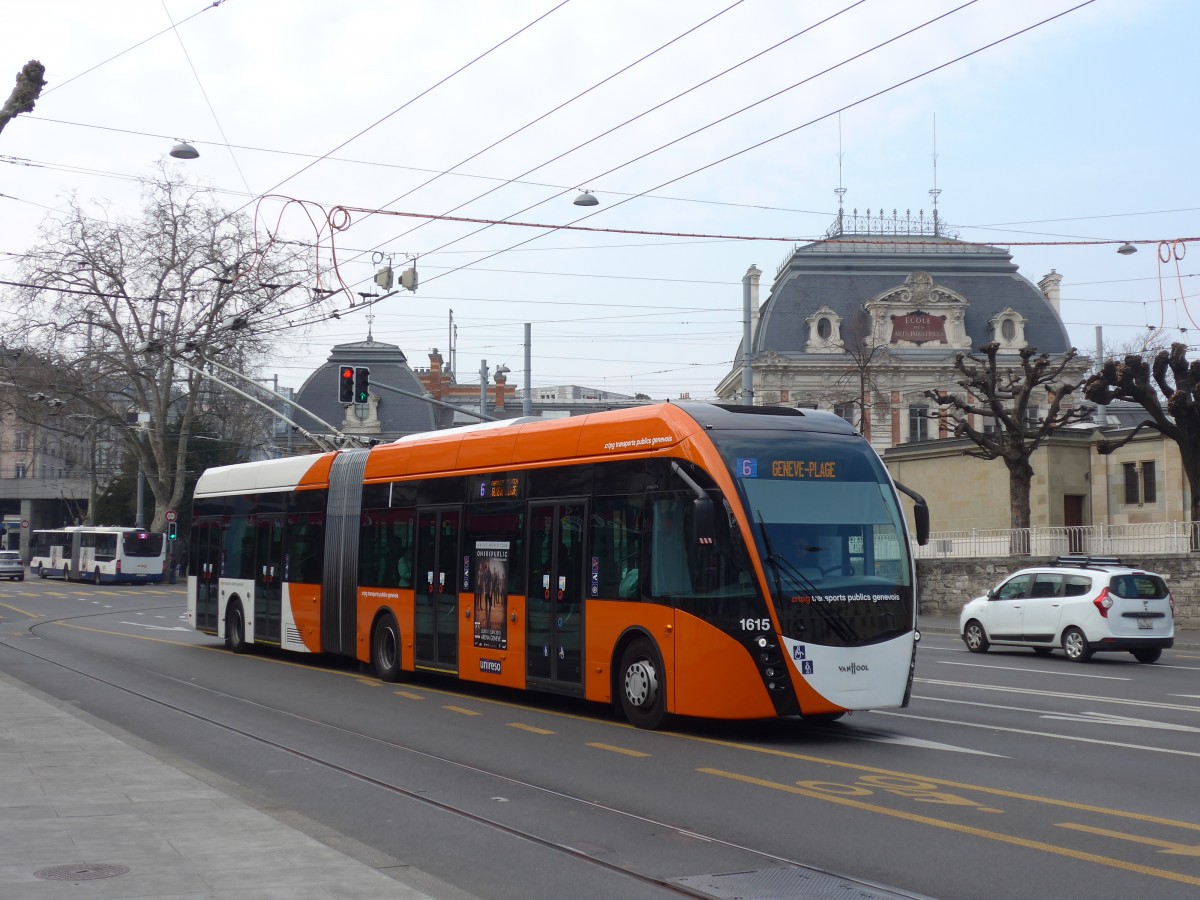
[912,521,1200,559]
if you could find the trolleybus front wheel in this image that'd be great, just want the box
[618,637,666,730]
[373,612,402,682]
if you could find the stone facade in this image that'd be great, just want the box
[917,556,1199,631]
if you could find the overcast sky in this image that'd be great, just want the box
[2,0,1197,401]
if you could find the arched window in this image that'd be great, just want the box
[817,317,832,340]
[1001,319,1016,341]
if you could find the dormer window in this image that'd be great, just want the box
[990,307,1027,350]
[804,305,843,352]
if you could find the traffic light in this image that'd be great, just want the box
[167,522,177,541]
[338,365,354,403]
[354,366,370,403]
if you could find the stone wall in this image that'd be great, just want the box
[917,557,1200,631]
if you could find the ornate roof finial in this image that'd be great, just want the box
[834,113,847,236]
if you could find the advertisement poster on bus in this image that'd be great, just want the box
[473,540,509,650]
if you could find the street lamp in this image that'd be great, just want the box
[573,190,599,207]
[1117,242,1137,256]
[169,140,199,160]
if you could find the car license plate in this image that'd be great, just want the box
[1137,617,1153,630]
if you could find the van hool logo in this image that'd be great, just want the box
[479,659,502,674]
[838,662,869,674]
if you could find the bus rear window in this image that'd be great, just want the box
[123,532,164,557]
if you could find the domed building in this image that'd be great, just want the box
[289,336,439,446]
[715,208,1084,453]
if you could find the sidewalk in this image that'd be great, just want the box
[0,672,454,899]
[918,614,1200,650]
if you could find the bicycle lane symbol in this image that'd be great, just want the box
[699,767,1200,888]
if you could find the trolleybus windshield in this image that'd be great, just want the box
[714,431,914,648]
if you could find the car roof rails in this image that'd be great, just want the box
[1051,555,1123,569]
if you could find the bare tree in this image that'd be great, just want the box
[0,60,46,137]
[926,342,1092,534]
[823,308,892,439]
[0,166,324,530]
[1100,331,1171,367]
[1084,343,1200,525]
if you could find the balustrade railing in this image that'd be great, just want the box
[912,521,1200,559]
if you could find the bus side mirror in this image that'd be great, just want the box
[893,480,930,546]
[692,496,715,546]
[913,502,930,546]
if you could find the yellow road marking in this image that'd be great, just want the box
[509,723,554,734]
[0,602,40,618]
[701,768,1200,887]
[671,733,1200,833]
[588,742,650,758]
[394,691,424,700]
[1059,823,1200,857]
[445,705,481,717]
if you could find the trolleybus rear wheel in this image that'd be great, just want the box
[373,612,402,682]
[618,637,666,730]
[225,601,247,654]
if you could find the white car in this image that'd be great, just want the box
[959,556,1174,663]
[0,550,24,581]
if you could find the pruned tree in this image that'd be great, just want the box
[926,342,1092,534]
[1084,343,1200,524]
[0,165,325,530]
[0,60,46,137]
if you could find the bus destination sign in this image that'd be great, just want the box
[735,458,838,480]
[771,459,837,480]
[468,473,524,500]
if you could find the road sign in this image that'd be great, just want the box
[20,520,28,529]
[165,509,177,523]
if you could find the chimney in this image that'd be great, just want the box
[747,265,763,332]
[493,366,509,411]
[428,349,444,401]
[1038,270,1063,314]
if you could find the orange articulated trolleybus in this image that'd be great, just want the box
[188,402,929,729]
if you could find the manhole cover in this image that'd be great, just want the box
[35,863,130,881]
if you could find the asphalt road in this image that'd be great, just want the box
[1,578,1198,900]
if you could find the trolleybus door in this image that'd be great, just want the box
[254,515,284,643]
[527,502,584,687]
[415,508,461,671]
[192,521,220,631]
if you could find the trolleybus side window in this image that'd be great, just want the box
[359,507,414,589]
[286,512,324,584]
[223,516,256,580]
[588,497,643,600]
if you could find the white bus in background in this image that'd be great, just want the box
[28,526,167,584]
